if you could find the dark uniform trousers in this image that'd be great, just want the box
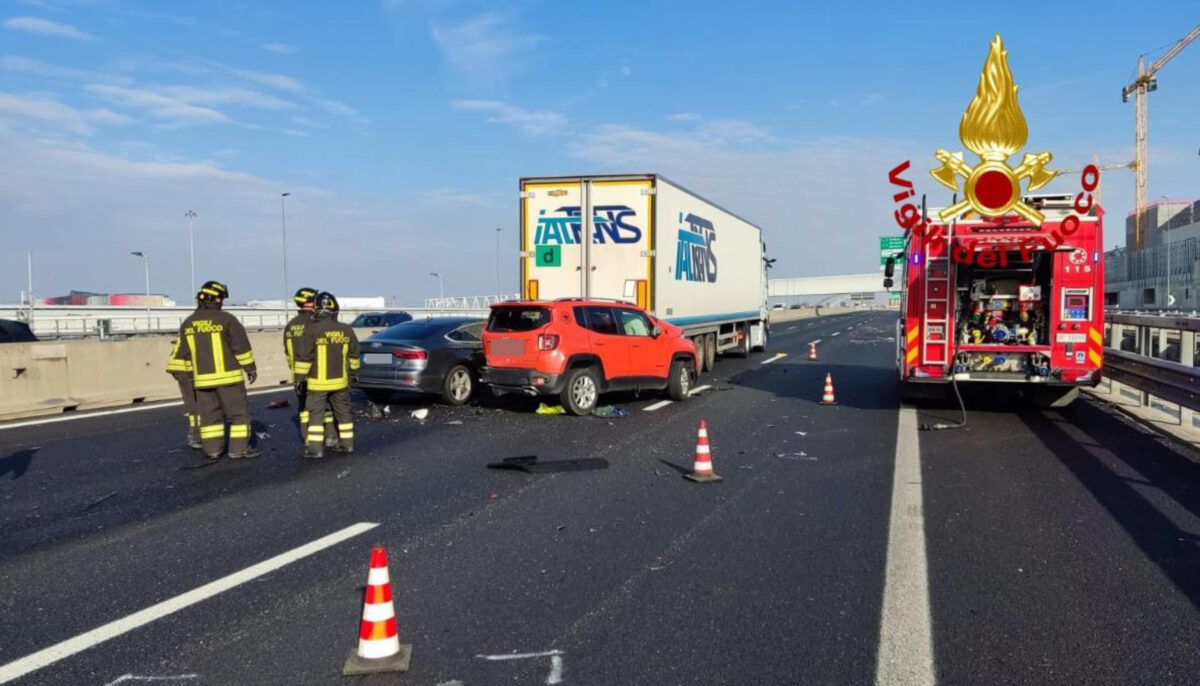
[197,384,251,456]
[296,382,338,445]
[172,372,200,445]
[304,389,353,454]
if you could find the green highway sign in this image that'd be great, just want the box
[879,235,905,267]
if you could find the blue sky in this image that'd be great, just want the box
[2,0,1199,304]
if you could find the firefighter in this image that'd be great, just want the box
[293,292,360,458]
[285,287,319,441]
[165,335,201,449]
[170,280,260,459]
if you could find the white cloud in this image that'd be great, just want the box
[620,66,631,77]
[86,84,229,124]
[261,42,297,54]
[452,99,565,134]
[159,85,295,110]
[0,91,128,134]
[668,112,702,122]
[3,16,94,41]
[290,115,326,128]
[430,12,541,81]
[314,98,369,124]
[230,68,306,93]
[282,128,308,137]
[1,55,133,84]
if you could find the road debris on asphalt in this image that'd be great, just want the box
[592,406,629,418]
[487,455,608,473]
[337,468,351,479]
[446,420,464,425]
[84,491,118,510]
[256,432,270,440]
[267,399,290,409]
[411,408,429,420]
[535,403,566,415]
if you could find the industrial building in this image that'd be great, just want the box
[1106,199,1200,309]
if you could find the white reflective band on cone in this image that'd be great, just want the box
[695,445,710,454]
[358,636,401,660]
[362,603,395,622]
[367,568,390,586]
[698,429,708,438]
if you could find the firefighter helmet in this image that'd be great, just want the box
[293,287,318,307]
[315,291,339,313]
[197,280,229,302]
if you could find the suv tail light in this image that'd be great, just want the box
[392,349,428,360]
[538,334,559,351]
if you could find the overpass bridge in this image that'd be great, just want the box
[768,273,890,307]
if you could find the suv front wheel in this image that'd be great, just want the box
[561,366,600,415]
[667,359,692,401]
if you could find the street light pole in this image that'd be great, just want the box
[1162,196,1172,308]
[131,251,151,331]
[495,227,504,298]
[184,209,197,296]
[281,192,291,313]
[430,272,444,300]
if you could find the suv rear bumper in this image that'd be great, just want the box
[480,367,563,396]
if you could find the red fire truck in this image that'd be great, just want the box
[888,194,1104,407]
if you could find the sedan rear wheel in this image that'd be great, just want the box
[561,366,599,415]
[441,365,474,405]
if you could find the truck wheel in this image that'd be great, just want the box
[692,336,707,375]
[440,365,474,405]
[560,366,600,415]
[667,359,692,400]
[1031,387,1079,408]
[704,333,717,371]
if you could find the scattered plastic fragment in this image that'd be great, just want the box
[487,455,608,473]
[256,432,270,440]
[267,399,290,409]
[337,468,351,480]
[795,431,807,436]
[84,491,118,510]
[592,406,629,418]
[445,420,464,425]
[535,403,566,415]
[411,408,429,420]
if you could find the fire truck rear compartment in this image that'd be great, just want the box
[953,250,1053,377]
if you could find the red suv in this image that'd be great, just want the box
[481,299,698,415]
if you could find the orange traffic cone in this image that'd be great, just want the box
[820,372,837,405]
[684,419,723,483]
[808,342,818,361]
[343,546,412,675]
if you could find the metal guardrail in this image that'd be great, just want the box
[1100,311,1200,426]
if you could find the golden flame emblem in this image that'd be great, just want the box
[930,34,1056,224]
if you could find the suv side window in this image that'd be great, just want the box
[578,306,619,336]
[616,308,652,336]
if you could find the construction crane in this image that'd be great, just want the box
[1122,23,1200,249]
[1057,158,1135,207]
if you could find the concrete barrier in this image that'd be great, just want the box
[768,305,880,323]
[0,330,296,422]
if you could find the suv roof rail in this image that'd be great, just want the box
[552,297,636,305]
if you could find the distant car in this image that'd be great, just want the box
[354,317,485,405]
[0,319,37,343]
[771,303,786,310]
[351,311,413,329]
[789,304,803,309]
[480,300,698,415]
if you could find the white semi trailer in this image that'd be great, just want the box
[519,174,769,371]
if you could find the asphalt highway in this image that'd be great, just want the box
[0,311,1196,685]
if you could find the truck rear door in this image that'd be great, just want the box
[521,177,654,309]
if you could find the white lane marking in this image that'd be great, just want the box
[809,339,822,346]
[0,522,379,685]
[874,407,934,685]
[760,353,787,365]
[786,326,798,330]
[476,650,564,685]
[831,331,840,337]
[642,384,712,412]
[0,387,290,431]
[103,675,198,686]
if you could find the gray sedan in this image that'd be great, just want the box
[354,317,485,405]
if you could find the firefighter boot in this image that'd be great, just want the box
[304,423,325,459]
[187,415,203,450]
[323,412,338,449]
[330,420,355,454]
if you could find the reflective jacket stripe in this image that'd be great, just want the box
[235,351,255,366]
[294,361,313,375]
